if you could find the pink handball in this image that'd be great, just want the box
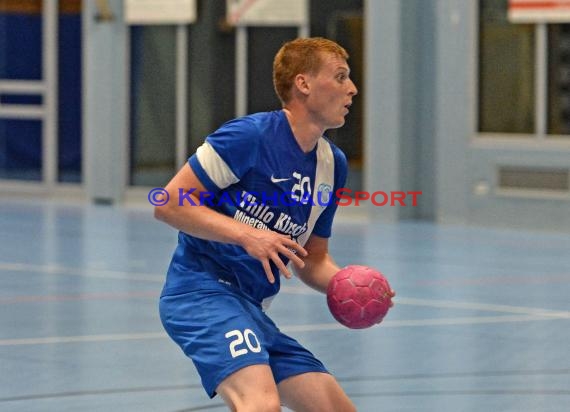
[327,265,392,329]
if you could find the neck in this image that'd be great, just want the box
[282,107,323,153]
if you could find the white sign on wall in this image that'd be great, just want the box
[125,0,197,25]
[226,0,308,26]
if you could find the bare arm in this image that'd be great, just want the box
[154,163,307,283]
[295,234,397,306]
[293,234,340,293]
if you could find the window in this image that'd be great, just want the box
[478,0,535,134]
[547,24,570,136]
[129,26,177,186]
[478,0,570,137]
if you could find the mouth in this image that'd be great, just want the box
[343,102,352,113]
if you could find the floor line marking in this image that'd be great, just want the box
[281,285,570,318]
[0,262,163,283]
[395,297,570,318]
[2,262,569,318]
[0,313,566,347]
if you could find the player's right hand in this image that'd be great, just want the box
[240,229,307,283]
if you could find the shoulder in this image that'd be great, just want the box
[213,113,261,136]
[210,111,279,142]
[222,111,280,129]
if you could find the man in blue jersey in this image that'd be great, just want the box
[156,37,386,411]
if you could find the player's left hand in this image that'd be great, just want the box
[376,289,396,325]
[388,289,396,307]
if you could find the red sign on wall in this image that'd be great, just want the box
[509,0,570,23]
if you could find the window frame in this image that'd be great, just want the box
[475,1,570,140]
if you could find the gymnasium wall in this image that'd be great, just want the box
[2,0,569,230]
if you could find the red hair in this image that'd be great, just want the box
[273,37,349,104]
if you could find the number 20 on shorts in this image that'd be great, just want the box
[225,329,262,358]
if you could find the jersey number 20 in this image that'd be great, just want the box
[225,329,262,358]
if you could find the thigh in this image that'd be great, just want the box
[159,289,270,398]
[216,364,281,412]
[278,372,356,412]
[267,324,329,384]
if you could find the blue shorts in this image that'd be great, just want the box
[159,288,328,398]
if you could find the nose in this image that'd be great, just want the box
[348,78,358,96]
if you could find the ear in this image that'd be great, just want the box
[294,73,311,96]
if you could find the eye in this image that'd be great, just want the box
[336,73,348,82]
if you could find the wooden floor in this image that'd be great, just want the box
[1,198,569,411]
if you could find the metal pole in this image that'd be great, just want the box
[236,25,248,117]
[535,23,547,138]
[43,0,58,187]
[176,25,189,167]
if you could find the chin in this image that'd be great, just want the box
[322,115,346,130]
[331,118,346,129]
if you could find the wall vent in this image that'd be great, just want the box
[498,166,569,192]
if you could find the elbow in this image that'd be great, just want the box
[154,203,169,223]
[154,196,185,231]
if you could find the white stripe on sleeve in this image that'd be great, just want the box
[195,142,239,189]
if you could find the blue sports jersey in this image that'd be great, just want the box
[161,110,347,305]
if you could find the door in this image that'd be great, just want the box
[0,0,82,191]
